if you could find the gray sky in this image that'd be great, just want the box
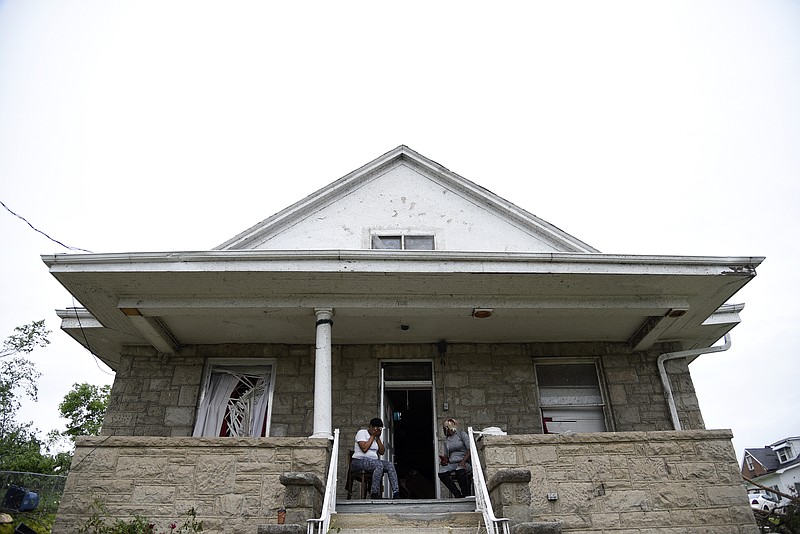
[1,1,798,461]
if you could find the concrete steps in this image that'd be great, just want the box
[333,497,483,534]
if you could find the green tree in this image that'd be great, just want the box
[0,320,64,473]
[59,382,111,438]
[0,319,51,357]
[0,320,49,436]
[0,426,68,473]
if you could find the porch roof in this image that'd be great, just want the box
[42,250,763,369]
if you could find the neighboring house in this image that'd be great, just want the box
[743,436,800,502]
[43,146,763,533]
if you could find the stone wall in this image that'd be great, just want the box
[102,342,701,439]
[600,346,705,432]
[53,436,329,534]
[102,344,316,437]
[100,341,705,502]
[479,430,758,533]
[333,342,702,438]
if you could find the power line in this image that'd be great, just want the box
[0,199,92,253]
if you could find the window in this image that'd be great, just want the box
[776,446,793,463]
[193,360,275,437]
[371,235,434,250]
[535,361,607,434]
[745,455,754,471]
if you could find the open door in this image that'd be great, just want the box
[380,361,437,499]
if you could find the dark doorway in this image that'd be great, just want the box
[386,389,436,498]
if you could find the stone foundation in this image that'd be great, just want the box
[479,430,758,533]
[52,436,330,534]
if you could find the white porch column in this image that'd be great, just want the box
[310,308,334,439]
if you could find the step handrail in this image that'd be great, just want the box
[307,428,339,534]
[468,427,510,534]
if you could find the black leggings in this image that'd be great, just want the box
[438,468,470,498]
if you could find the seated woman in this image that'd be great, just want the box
[438,418,472,498]
[351,417,400,499]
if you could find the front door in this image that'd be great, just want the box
[380,361,437,499]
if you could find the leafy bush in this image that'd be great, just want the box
[77,500,203,534]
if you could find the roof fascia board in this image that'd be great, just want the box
[777,462,800,475]
[56,307,101,325]
[770,437,800,448]
[42,251,765,276]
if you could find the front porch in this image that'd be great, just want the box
[52,430,758,533]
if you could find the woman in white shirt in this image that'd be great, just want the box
[351,417,400,499]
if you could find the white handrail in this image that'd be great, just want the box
[468,427,510,534]
[307,428,339,534]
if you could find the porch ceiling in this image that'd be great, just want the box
[43,250,763,369]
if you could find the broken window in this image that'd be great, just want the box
[192,361,275,437]
[535,361,607,434]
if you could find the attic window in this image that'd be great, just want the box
[776,446,792,463]
[371,235,434,250]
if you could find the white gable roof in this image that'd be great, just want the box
[216,146,599,253]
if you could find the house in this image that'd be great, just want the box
[743,436,800,501]
[43,146,763,533]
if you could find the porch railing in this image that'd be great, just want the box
[468,427,510,534]
[307,428,339,534]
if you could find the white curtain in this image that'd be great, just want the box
[248,375,271,437]
[192,367,272,437]
[192,372,240,437]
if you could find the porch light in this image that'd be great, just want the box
[472,308,493,319]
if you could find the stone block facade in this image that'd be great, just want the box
[479,430,758,533]
[53,436,329,534]
[102,341,701,440]
[99,341,706,502]
[102,344,317,438]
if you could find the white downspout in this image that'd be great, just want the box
[657,333,731,431]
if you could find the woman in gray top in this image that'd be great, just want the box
[438,418,472,498]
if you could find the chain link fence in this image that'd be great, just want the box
[0,471,66,514]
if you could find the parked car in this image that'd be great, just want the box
[749,492,781,512]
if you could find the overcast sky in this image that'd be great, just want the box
[1,1,797,462]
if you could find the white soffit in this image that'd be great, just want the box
[44,250,763,367]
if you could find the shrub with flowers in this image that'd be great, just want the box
[77,500,203,533]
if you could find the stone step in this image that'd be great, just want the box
[331,509,484,534]
[336,497,477,514]
[329,498,484,534]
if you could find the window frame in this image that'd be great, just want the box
[193,358,277,438]
[776,446,792,463]
[533,357,613,434]
[370,233,436,250]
